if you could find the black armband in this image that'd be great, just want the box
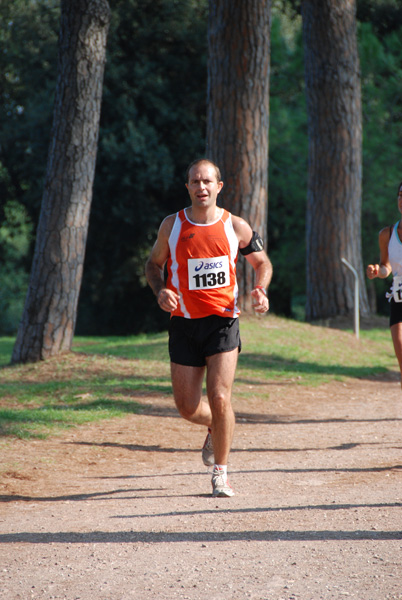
[239,231,264,256]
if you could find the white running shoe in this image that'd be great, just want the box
[202,429,214,467]
[211,466,235,497]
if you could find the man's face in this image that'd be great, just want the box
[186,162,223,209]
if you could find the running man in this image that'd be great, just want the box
[145,158,273,496]
[367,180,402,388]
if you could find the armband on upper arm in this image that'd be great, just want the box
[239,231,264,256]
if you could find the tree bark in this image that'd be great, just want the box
[206,0,271,312]
[12,0,110,363]
[302,0,370,321]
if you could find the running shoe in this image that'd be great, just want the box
[202,429,214,467]
[211,466,235,497]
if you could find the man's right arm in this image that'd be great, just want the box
[366,226,392,279]
[145,215,180,313]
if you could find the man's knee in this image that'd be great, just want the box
[177,404,197,421]
[209,391,233,416]
[174,396,203,422]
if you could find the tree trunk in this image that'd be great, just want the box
[302,0,370,321]
[12,0,110,363]
[206,0,271,312]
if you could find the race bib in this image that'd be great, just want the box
[188,256,230,290]
[392,275,402,302]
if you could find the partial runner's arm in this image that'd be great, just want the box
[366,226,392,279]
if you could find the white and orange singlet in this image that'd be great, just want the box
[167,208,240,319]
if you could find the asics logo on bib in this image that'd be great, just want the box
[195,260,223,272]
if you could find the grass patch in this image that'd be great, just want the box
[238,316,394,385]
[0,338,14,366]
[72,332,169,361]
[0,400,126,439]
[0,315,396,439]
[0,337,172,438]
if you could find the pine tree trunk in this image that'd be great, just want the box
[206,0,271,312]
[302,0,370,321]
[12,0,110,363]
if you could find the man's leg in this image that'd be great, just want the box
[170,362,212,425]
[205,348,238,465]
[391,322,402,389]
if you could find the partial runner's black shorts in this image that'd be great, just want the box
[168,315,241,367]
[389,298,402,327]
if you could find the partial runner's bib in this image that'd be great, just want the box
[167,208,240,319]
[391,276,402,302]
[386,275,402,303]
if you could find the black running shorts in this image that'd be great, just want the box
[168,315,241,367]
[389,298,402,327]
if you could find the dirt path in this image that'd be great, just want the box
[0,372,401,600]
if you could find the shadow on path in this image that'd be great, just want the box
[0,529,401,544]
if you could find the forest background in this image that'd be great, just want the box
[1,0,402,337]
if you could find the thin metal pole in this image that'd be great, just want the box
[341,257,360,339]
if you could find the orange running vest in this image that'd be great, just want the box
[166,208,240,319]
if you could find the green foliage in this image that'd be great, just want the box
[357,0,402,38]
[0,0,59,217]
[0,200,32,334]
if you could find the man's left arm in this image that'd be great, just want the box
[232,216,273,314]
[245,251,272,313]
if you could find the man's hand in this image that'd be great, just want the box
[366,264,379,279]
[366,264,390,279]
[251,288,269,313]
[157,288,180,313]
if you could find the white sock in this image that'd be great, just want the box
[214,464,227,478]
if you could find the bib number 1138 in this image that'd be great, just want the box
[193,271,226,288]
